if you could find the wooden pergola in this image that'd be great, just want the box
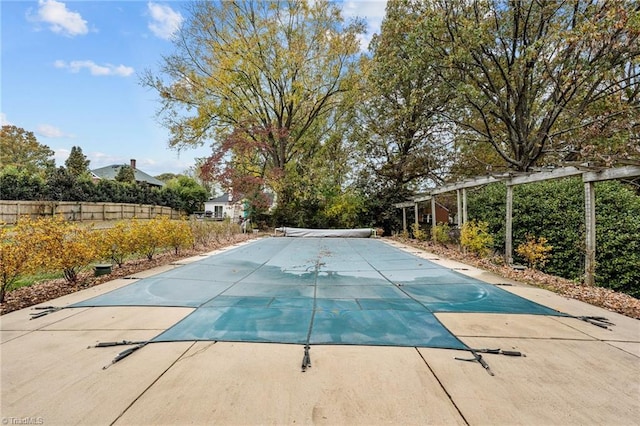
[394,165,640,285]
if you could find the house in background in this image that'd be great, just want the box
[203,193,245,222]
[91,159,165,187]
[418,202,450,225]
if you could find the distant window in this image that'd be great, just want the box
[214,205,223,218]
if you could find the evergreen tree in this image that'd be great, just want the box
[65,146,90,177]
[115,165,136,184]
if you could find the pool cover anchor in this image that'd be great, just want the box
[29,306,62,319]
[576,316,614,329]
[301,345,312,372]
[88,340,148,349]
[101,341,149,370]
[455,350,494,376]
[455,348,526,376]
[473,348,525,357]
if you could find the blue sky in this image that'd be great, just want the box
[1,0,387,176]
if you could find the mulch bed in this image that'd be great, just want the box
[0,234,256,316]
[393,237,640,320]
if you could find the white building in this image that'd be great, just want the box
[203,193,245,222]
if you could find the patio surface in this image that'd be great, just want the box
[1,238,638,425]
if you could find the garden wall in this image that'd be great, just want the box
[0,201,182,224]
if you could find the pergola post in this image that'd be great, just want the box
[414,202,419,228]
[402,207,407,233]
[584,181,596,286]
[431,196,437,234]
[456,189,462,226]
[462,188,468,224]
[505,184,514,264]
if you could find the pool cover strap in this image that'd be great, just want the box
[301,259,321,372]
[30,306,62,319]
[455,350,494,376]
[577,316,615,329]
[89,340,148,348]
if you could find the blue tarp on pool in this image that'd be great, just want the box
[71,238,567,349]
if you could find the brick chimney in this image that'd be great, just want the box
[130,159,136,170]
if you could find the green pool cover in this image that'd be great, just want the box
[71,238,567,349]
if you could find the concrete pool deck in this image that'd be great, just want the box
[1,238,638,425]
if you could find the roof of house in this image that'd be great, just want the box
[91,165,165,187]
[207,193,233,204]
[206,192,276,208]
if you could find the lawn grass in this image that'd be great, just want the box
[13,271,65,289]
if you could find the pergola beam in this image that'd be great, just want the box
[393,202,415,208]
[413,195,432,203]
[508,166,583,185]
[582,165,640,183]
[430,174,510,195]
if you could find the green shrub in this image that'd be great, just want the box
[468,179,640,297]
[0,166,44,200]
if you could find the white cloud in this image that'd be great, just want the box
[54,60,134,77]
[0,113,12,126]
[53,148,71,165]
[36,123,73,138]
[30,0,89,37]
[341,0,388,51]
[147,2,183,40]
[87,152,124,167]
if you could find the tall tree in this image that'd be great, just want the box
[64,146,90,177]
[419,0,640,171]
[155,173,182,183]
[0,125,55,174]
[142,0,365,208]
[355,0,454,190]
[165,175,209,214]
[115,165,136,184]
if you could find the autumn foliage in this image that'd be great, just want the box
[460,220,494,257]
[0,216,100,300]
[0,215,225,301]
[1,218,39,302]
[97,220,135,267]
[159,216,193,255]
[25,216,100,284]
[516,235,553,270]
